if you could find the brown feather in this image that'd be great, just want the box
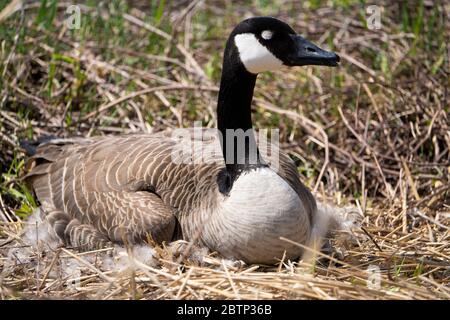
[23,131,315,257]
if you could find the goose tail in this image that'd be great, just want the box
[20,135,59,156]
[303,200,359,262]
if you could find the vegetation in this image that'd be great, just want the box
[0,0,448,299]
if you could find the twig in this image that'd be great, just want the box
[82,84,218,121]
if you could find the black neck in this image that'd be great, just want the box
[216,41,266,193]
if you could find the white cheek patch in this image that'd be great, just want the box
[234,33,283,74]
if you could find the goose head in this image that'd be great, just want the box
[229,16,340,74]
[217,17,340,193]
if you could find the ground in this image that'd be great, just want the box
[0,0,449,299]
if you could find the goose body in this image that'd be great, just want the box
[24,17,339,264]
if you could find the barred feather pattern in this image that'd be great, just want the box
[23,130,316,263]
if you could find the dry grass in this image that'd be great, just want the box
[0,0,449,299]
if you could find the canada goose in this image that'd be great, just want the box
[23,17,340,264]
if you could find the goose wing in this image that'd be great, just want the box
[23,134,181,248]
[276,151,317,224]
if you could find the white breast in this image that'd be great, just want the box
[205,167,311,264]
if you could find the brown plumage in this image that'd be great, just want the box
[23,132,316,261]
[22,17,340,263]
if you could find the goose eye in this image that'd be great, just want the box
[261,30,273,40]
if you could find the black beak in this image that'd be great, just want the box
[286,35,340,67]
